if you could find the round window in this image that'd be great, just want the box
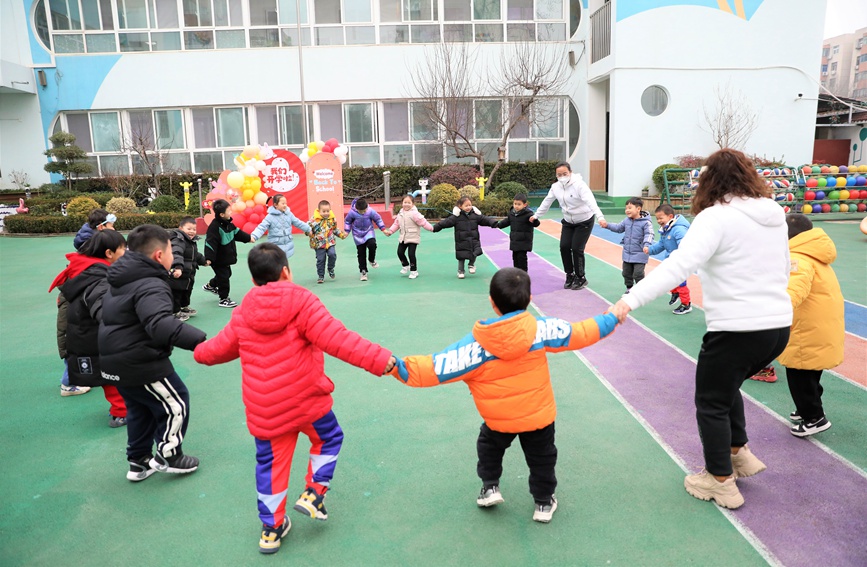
[641,86,669,117]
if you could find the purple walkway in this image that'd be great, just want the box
[481,230,867,567]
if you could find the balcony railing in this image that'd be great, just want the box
[590,2,611,63]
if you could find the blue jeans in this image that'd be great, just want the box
[316,247,337,278]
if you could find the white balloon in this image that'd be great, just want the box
[243,165,257,177]
[337,154,347,165]
[334,145,348,157]
[255,159,266,171]
[300,152,310,164]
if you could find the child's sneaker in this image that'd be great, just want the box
[749,367,777,382]
[218,298,238,308]
[408,271,419,279]
[202,283,219,295]
[60,384,91,396]
[259,517,291,555]
[564,273,575,289]
[400,266,410,275]
[317,277,324,284]
[109,415,127,428]
[180,307,197,316]
[293,488,328,520]
[457,271,465,279]
[790,416,831,437]
[683,470,743,509]
[127,455,156,482]
[371,261,379,269]
[328,269,335,279]
[571,277,587,290]
[476,485,504,507]
[532,496,558,523]
[669,292,680,305]
[174,311,190,321]
[673,303,692,315]
[149,452,199,474]
[731,445,766,478]
[788,411,802,422]
[468,265,476,274]
[360,271,368,281]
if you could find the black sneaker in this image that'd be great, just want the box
[477,485,504,507]
[109,415,127,428]
[789,411,802,422]
[317,278,324,284]
[218,298,238,308]
[564,273,575,289]
[790,416,831,437]
[180,307,197,316]
[328,269,335,279]
[669,292,680,305]
[202,283,219,295]
[127,455,156,482]
[149,452,199,474]
[259,517,291,555]
[673,303,692,315]
[293,488,328,520]
[571,277,587,290]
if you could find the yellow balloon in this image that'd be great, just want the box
[242,189,254,201]
[308,148,317,157]
[227,171,245,189]
[250,177,262,191]
[308,142,318,150]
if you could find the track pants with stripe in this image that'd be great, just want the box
[255,411,344,528]
[117,372,190,462]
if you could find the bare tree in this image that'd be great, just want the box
[119,111,171,198]
[409,41,571,186]
[702,83,759,151]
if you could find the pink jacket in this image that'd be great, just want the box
[388,206,434,244]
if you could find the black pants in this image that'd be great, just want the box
[171,284,193,312]
[622,262,646,289]
[512,250,529,272]
[785,368,825,422]
[694,327,790,476]
[209,265,232,300]
[397,242,418,271]
[560,217,594,279]
[117,372,190,462]
[457,258,477,273]
[315,247,337,278]
[356,239,377,272]
[477,422,557,504]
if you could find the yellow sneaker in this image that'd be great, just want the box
[259,517,291,554]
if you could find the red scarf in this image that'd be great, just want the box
[49,252,109,293]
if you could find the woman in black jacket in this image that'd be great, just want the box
[433,197,499,279]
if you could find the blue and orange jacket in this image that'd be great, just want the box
[389,310,618,433]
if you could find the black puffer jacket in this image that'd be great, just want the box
[98,251,206,387]
[204,216,251,266]
[433,206,499,260]
[497,206,541,252]
[170,229,207,291]
[63,264,111,387]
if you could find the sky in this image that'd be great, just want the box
[824,0,867,39]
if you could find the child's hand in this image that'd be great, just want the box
[609,300,632,324]
[643,246,649,254]
[250,236,257,243]
[384,356,396,374]
[599,220,608,228]
[172,268,182,279]
[339,232,347,239]
[529,215,536,222]
[206,260,211,266]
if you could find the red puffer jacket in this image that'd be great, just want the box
[194,281,392,439]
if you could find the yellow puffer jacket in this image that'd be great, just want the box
[777,228,844,371]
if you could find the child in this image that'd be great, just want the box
[250,194,311,259]
[599,197,653,294]
[170,217,207,321]
[644,203,693,315]
[497,193,541,272]
[308,200,348,284]
[203,199,252,308]
[778,214,844,437]
[432,196,499,279]
[73,208,116,250]
[389,268,618,522]
[344,198,387,281]
[193,243,396,554]
[385,194,434,279]
[50,230,128,426]
[97,224,207,481]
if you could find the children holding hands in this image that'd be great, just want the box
[308,199,348,283]
[250,194,311,259]
[497,193,541,272]
[433,196,499,279]
[344,198,387,281]
[385,194,434,279]
[203,199,252,308]
[599,197,653,294]
[644,204,693,314]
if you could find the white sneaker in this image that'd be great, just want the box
[684,470,743,509]
[371,261,379,268]
[477,485,504,507]
[61,384,91,396]
[532,497,557,523]
[400,266,410,275]
[468,265,476,274]
[457,271,465,279]
[731,445,766,478]
[408,271,418,279]
[360,272,368,281]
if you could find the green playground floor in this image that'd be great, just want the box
[0,221,864,566]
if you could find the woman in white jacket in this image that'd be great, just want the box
[610,149,792,510]
[531,162,604,290]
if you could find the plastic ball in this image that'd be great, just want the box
[782,168,791,176]
[831,204,840,212]
[802,204,812,214]
[815,191,826,200]
[820,166,830,174]
[839,203,849,213]
[798,178,806,187]
[856,176,866,186]
[804,190,816,200]
[859,165,867,173]
[821,204,831,213]
[774,193,785,201]
[839,166,848,174]
[786,192,794,201]
[779,179,790,188]
[783,205,791,213]
[801,166,812,175]
[836,177,847,187]
[860,190,867,199]
[839,190,850,200]
[847,176,857,186]
[811,165,821,174]
[806,178,818,188]
[828,190,840,200]
[829,165,839,174]
[859,203,867,213]
[762,169,771,176]
[817,178,827,188]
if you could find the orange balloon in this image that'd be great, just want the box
[232,201,246,212]
[246,199,255,209]
[253,191,268,205]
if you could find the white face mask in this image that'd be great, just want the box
[557,175,570,184]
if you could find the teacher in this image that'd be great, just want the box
[610,148,792,509]
[532,162,605,290]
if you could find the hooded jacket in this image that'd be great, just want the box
[602,211,654,263]
[204,216,251,266]
[308,209,346,250]
[647,214,691,259]
[497,206,541,252]
[622,196,792,332]
[251,205,311,258]
[390,310,618,434]
[535,172,605,225]
[344,199,386,246]
[98,251,206,386]
[73,222,95,250]
[193,281,393,439]
[62,263,113,386]
[777,228,844,371]
[170,229,206,291]
[387,205,434,245]
[432,206,499,260]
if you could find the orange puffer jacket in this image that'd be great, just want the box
[390,310,617,433]
[194,281,392,439]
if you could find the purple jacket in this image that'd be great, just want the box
[344,199,386,245]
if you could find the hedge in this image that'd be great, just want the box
[4,212,189,234]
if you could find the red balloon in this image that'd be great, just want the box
[232,213,247,227]
[322,145,335,153]
[253,204,266,216]
[247,213,261,224]
[325,138,339,147]
[243,222,257,234]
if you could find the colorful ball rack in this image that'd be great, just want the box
[797,164,867,214]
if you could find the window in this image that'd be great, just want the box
[100,155,130,175]
[640,85,668,117]
[405,0,436,20]
[155,109,185,149]
[474,0,499,19]
[380,24,408,42]
[383,102,409,141]
[35,0,51,49]
[474,99,502,139]
[831,61,837,74]
[415,143,442,164]
[193,107,217,147]
[116,0,149,28]
[508,140,535,161]
[314,0,340,23]
[411,102,437,140]
[345,103,376,143]
[832,45,839,55]
[216,107,246,147]
[276,0,308,24]
[256,105,279,145]
[821,64,828,75]
[319,104,343,141]
[507,0,532,20]
[279,105,311,145]
[532,98,562,137]
[350,146,380,166]
[194,151,223,172]
[384,144,412,165]
[344,0,371,22]
[475,23,502,41]
[411,24,440,42]
[443,0,470,20]
[128,110,156,147]
[822,47,829,58]
[536,0,562,19]
[66,114,93,152]
[90,112,121,152]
